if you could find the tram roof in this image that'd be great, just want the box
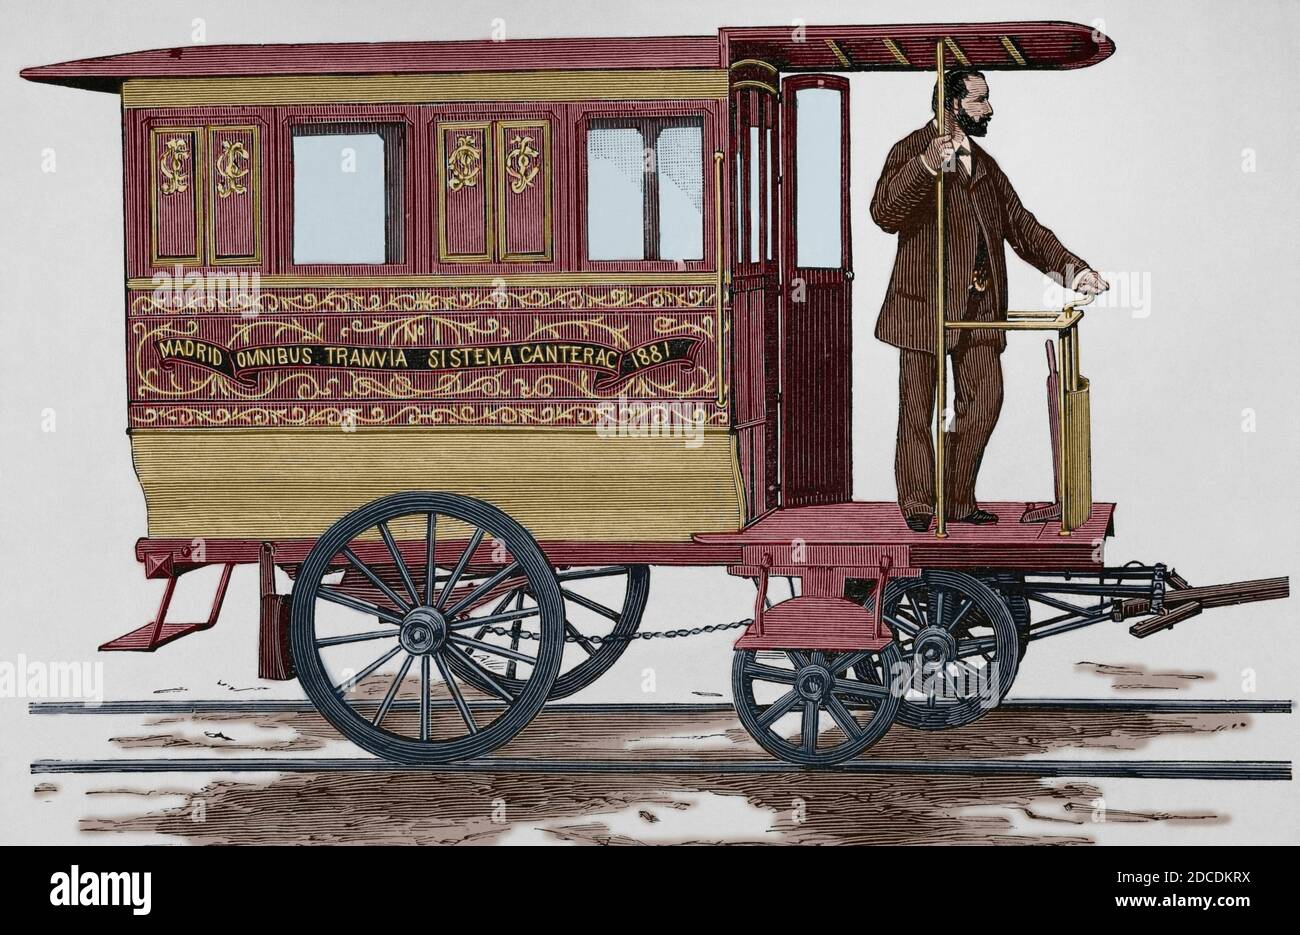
[21,22,1113,94]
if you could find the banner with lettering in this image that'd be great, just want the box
[156,336,701,390]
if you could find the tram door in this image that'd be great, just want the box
[730,74,781,518]
[779,74,852,506]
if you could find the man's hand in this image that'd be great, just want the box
[922,133,955,173]
[1074,269,1110,295]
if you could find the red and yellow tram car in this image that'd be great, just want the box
[23,21,1289,766]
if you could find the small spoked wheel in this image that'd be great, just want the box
[449,564,649,699]
[880,571,1020,731]
[290,491,564,764]
[985,574,1032,661]
[732,645,903,766]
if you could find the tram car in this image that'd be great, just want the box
[22,21,1289,766]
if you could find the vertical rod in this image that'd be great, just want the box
[1058,330,1071,536]
[714,150,726,406]
[934,41,948,537]
[1071,319,1081,391]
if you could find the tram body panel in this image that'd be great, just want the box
[129,428,743,541]
[117,80,737,542]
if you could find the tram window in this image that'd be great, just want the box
[765,126,774,261]
[794,88,842,268]
[735,150,743,260]
[292,123,405,265]
[748,125,760,262]
[586,126,644,260]
[586,117,703,262]
[656,125,704,261]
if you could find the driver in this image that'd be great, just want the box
[870,67,1109,532]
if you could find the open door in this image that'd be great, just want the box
[730,69,781,519]
[780,74,852,506]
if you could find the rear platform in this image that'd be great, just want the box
[694,501,1116,572]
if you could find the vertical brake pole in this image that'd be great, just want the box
[934,41,948,538]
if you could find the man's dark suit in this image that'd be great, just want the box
[870,123,1089,520]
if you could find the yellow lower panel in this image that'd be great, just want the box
[130,428,744,542]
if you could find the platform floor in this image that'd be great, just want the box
[694,501,1116,571]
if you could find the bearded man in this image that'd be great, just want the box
[871,67,1110,532]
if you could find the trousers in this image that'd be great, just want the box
[894,292,1004,520]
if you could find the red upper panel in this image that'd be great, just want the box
[20,22,1112,93]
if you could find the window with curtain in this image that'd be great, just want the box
[586,117,703,262]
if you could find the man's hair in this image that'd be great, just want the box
[932,68,986,115]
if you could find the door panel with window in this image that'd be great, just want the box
[780,75,852,507]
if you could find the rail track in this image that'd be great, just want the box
[28,757,1292,780]
[28,697,1292,780]
[26,697,1295,716]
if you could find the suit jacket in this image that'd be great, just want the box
[870,123,1088,353]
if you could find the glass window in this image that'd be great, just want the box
[586,127,645,261]
[734,150,743,260]
[794,88,842,268]
[748,125,761,262]
[765,126,774,261]
[292,124,404,265]
[656,125,703,261]
[586,117,703,262]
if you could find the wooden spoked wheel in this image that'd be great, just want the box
[290,492,564,764]
[732,645,903,766]
[878,570,1020,731]
[450,564,650,699]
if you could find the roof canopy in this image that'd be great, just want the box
[21,21,1112,94]
[722,22,1113,71]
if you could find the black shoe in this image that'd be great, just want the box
[904,514,933,533]
[952,508,998,525]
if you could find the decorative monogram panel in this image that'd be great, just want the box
[207,125,260,264]
[436,122,492,262]
[150,128,202,264]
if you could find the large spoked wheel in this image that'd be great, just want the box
[449,564,650,699]
[732,645,903,767]
[290,491,564,764]
[880,571,1020,731]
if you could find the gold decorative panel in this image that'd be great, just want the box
[149,127,203,266]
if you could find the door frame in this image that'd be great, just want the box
[778,72,853,507]
[729,71,782,520]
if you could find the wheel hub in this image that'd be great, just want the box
[794,664,834,702]
[399,607,448,655]
[912,626,957,672]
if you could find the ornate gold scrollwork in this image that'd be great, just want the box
[504,134,540,194]
[159,137,190,195]
[446,134,482,192]
[214,139,251,198]
[131,286,715,316]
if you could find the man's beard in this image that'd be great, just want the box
[955,109,991,137]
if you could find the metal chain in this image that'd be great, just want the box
[475,617,753,645]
